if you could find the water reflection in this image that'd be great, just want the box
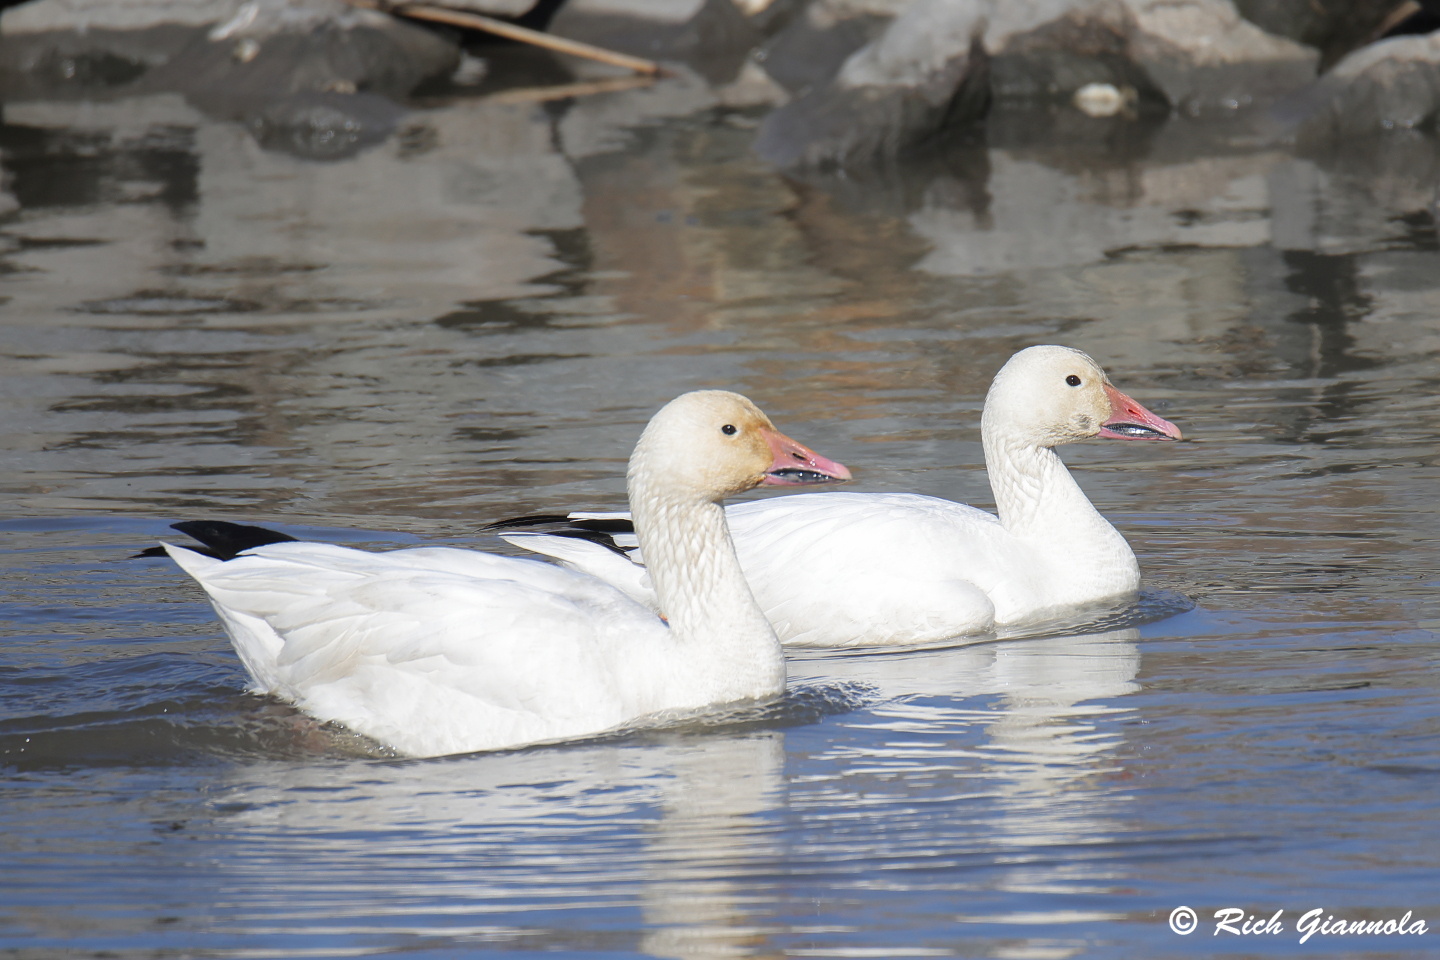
[0,92,583,326]
[159,730,788,957]
[0,118,198,211]
[637,735,783,960]
[3,84,1437,518]
[797,629,1138,774]
[3,628,1140,958]
[188,630,1136,958]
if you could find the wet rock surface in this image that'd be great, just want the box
[548,0,761,84]
[755,0,898,94]
[1234,0,1403,70]
[754,30,989,168]
[1290,32,1440,145]
[990,5,1169,112]
[754,0,1322,168]
[1,0,458,158]
[1120,0,1317,115]
[2,0,1436,172]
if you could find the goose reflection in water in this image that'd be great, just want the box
[784,628,1143,934]
[191,628,1140,958]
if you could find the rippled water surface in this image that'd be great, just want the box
[4,59,1440,959]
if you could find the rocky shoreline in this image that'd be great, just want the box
[1,0,1438,165]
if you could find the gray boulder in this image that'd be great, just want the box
[547,0,762,84]
[435,0,538,14]
[1,0,459,157]
[755,0,901,94]
[988,1,1168,111]
[1120,0,1317,116]
[754,40,989,168]
[1233,0,1401,71]
[755,0,1317,168]
[1293,32,1440,143]
[755,0,991,168]
[889,0,1316,114]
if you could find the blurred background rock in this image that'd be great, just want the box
[3,0,1439,165]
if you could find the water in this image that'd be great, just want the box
[3,56,1440,958]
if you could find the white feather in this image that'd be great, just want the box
[164,391,846,757]
[509,347,1180,648]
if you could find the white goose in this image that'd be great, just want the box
[501,346,1181,647]
[160,391,850,757]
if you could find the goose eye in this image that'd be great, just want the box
[1066,375,1082,387]
[721,424,737,436]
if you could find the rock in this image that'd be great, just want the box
[1292,32,1440,143]
[754,0,991,168]
[1122,0,1317,116]
[0,0,528,31]
[755,0,1317,169]
[715,58,790,106]
[1072,81,1136,115]
[986,0,1316,115]
[755,32,989,167]
[1232,0,1401,71]
[1,0,459,157]
[3,0,248,32]
[988,1,1168,111]
[547,0,762,84]
[1378,1,1440,44]
[0,0,205,104]
[435,0,539,15]
[754,0,898,94]
[154,2,458,106]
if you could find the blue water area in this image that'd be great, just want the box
[3,517,1439,958]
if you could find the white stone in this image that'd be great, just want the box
[1073,81,1125,115]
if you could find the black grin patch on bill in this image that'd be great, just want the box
[1105,423,1173,439]
[768,468,838,484]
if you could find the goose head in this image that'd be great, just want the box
[629,390,852,503]
[982,345,1182,448]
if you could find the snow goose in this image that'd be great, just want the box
[498,346,1180,647]
[158,391,850,757]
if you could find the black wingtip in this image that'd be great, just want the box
[134,519,298,561]
[538,528,633,558]
[482,514,578,531]
[484,514,636,535]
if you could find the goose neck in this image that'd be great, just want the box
[628,481,785,698]
[983,432,1103,538]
